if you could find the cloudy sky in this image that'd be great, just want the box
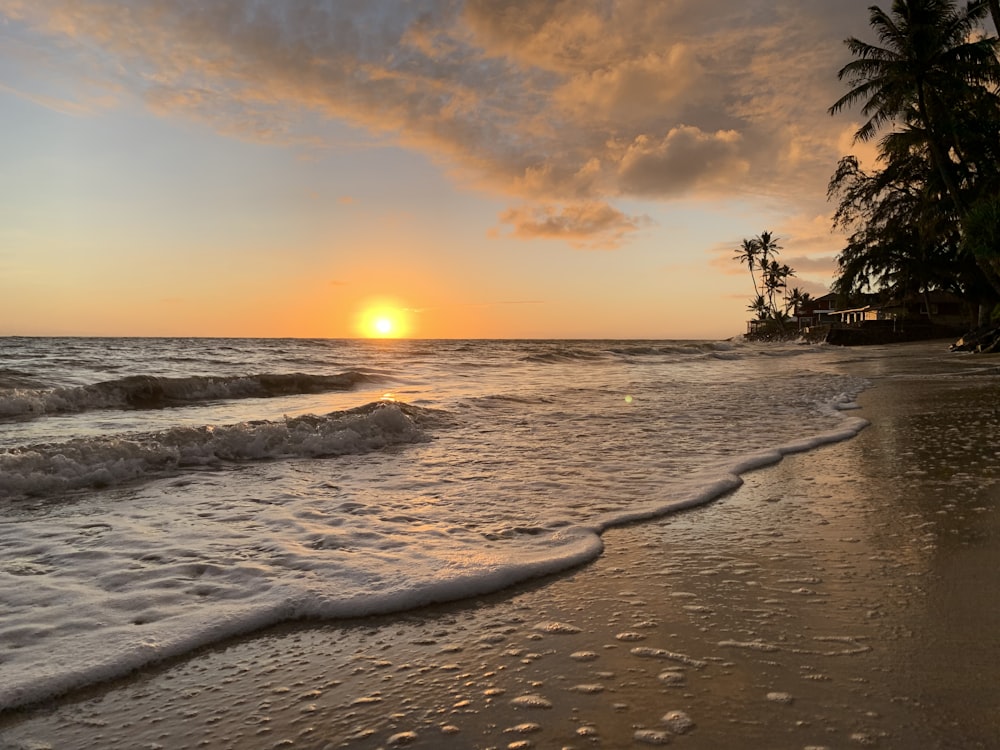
[0,0,884,338]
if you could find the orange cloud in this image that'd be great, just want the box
[497,202,649,249]
[0,0,876,249]
[616,127,750,197]
[554,47,705,127]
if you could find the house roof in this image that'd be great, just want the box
[834,305,876,315]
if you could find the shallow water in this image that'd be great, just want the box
[0,338,965,712]
[0,341,998,749]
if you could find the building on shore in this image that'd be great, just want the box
[746,291,972,344]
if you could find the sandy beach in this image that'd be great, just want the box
[1,345,998,750]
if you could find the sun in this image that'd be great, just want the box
[356,302,410,338]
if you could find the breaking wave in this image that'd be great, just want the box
[0,371,375,420]
[0,401,430,499]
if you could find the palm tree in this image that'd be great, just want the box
[748,294,769,321]
[828,146,986,308]
[733,238,763,300]
[828,0,1000,213]
[756,231,781,271]
[786,287,808,316]
[736,231,799,335]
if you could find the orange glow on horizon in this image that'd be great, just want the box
[355,300,411,338]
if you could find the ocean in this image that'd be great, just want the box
[0,336,876,711]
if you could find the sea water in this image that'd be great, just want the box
[0,336,872,711]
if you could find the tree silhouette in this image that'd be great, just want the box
[736,232,796,326]
[829,0,999,213]
[829,0,1000,307]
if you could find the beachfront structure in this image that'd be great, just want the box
[828,291,968,328]
[745,291,841,338]
[748,290,972,343]
[794,292,840,327]
[816,291,970,344]
[832,305,879,325]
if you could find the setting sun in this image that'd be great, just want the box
[356,302,411,338]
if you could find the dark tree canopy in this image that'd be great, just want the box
[829,0,1000,315]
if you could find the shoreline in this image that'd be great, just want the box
[2,346,999,749]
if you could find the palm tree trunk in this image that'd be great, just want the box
[749,263,761,301]
[922,287,935,325]
[916,84,966,213]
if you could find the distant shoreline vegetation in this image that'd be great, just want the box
[733,231,811,340]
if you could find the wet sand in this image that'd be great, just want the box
[2,349,999,749]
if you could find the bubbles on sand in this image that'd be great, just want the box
[850,730,884,745]
[386,730,418,745]
[533,621,582,634]
[567,683,605,694]
[766,691,795,705]
[510,694,553,709]
[633,728,674,744]
[504,722,542,734]
[631,707,697,745]
[615,631,647,641]
[629,646,707,668]
[718,639,780,652]
[661,709,695,734]
[657,670,686,686]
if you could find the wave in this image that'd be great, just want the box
[588,411,870,531]
[513,340,747,363]
[522,348,612,364]
[465,393,557,407]
[607,341,730,357]
[0,371,375,420]
[0,401,430,499]
[0,368,47,389]
[0,402,871,713]
[608,340,826,360]
[0,524,604,713]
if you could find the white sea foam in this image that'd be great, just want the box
[0,486,602,709]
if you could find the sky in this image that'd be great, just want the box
[0,0,885,340]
